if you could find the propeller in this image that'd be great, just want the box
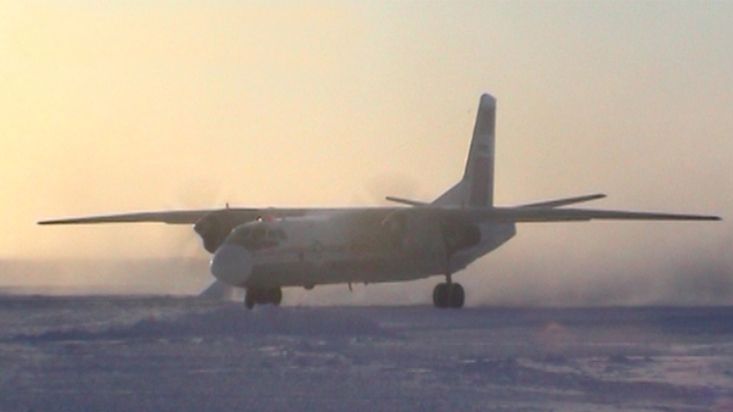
[166,179,242,300]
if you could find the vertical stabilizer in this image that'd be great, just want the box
[433,93,496,207]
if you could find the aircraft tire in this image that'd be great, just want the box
[433,283,449,308]
[244,290,256,309]
[448,283,465,308]
[270,288,283,306]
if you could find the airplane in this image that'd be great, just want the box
[39,93,721,309]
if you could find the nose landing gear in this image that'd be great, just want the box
[432,275,465,308]
[244,287,283,309]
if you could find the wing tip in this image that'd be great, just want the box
[686,214,722,221]
[37,220,62,225]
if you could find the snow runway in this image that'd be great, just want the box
[1,296,732,411]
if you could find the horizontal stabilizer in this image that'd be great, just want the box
[385,196,428,207]
[518,193,606,209]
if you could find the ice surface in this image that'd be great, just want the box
[1,296,732,411]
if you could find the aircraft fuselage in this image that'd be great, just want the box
[210,211,516,289]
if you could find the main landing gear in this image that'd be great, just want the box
[244,287,282,309]
[433,275,465,308]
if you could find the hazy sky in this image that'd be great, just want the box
[2,1,731,302]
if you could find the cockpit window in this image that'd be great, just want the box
[251,227,265,243]
[272,229,287,241]
[228,223,285,251]
[231,227,251,243]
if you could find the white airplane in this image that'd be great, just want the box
[39,94,720,309]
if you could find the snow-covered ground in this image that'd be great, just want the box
[1,296,732,411]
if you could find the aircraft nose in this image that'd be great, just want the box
[210,244,252,286]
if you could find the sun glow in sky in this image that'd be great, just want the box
[1,1,732,301]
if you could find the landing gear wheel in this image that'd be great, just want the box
[244,290,256,309]
[448,283,465,308]
[432,282,465,309]
[269,288,283,306]
[244,288,282,309]
[433,283,449,308]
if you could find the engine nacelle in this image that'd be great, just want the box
[194,211,241,253]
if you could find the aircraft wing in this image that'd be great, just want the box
[38,209,255,225]
[37,205,720,226]
[458,207,721,223]
[37,207,383,226]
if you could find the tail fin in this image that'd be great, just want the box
[433,93,496,207]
